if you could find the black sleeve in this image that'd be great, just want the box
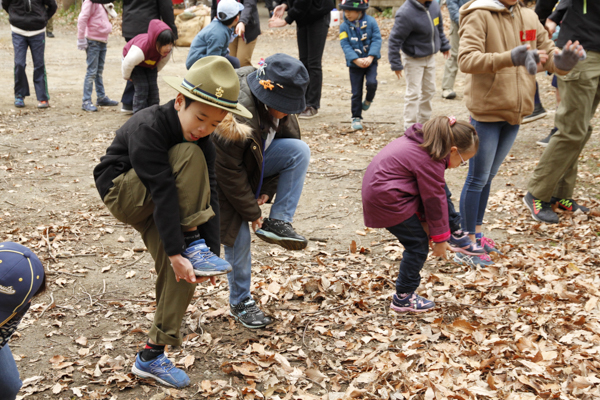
[158,0,178,39]
[196,137,221,257]
[210,0,217,20]
[548,0,570,23]
[90,0,113,3]
[45,0,57,19]
[535,0,559,24]
[284,0,311,25]
[239,0,257,26]
[2,0,10,13]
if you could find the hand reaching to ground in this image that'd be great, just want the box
[432,242,452,259]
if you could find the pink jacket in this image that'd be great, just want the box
[77,0,112,43]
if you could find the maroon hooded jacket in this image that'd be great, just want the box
[121,19,172,79]
[362,124,450,243]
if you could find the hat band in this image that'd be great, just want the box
[181,79,238,109]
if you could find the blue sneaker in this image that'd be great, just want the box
[454,252,494,267]
[82,101,98,112]
[362,100,371,111]
[97,96,119,107]
[390,293,435,313]
[14,97,24,108]
[449,230,486,256]
[351,118,363,130]
[182,239,232,276]
[131,353,190,388]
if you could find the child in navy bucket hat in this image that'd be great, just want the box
[212,53,311,329]
[339,0,382,130]
[0,242,46,400]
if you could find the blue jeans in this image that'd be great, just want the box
[12,32,48,101]
[460,118,520,234]
[225,139,310,305]
[0,345,22,400]
[386,214,430,294]
[349,63,378,119]
[83,39,107,103]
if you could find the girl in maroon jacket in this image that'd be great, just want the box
[362,117,479,312]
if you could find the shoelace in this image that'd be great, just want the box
[559,199,572,208]
[242,299,262,315]
[480,254,492,262]
[480,236,496,248]
[533,199,545,212]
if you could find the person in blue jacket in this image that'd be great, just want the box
[186,0,244,69]
[339,0,382,131]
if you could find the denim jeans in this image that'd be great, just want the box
[460,118,520,234]
[349,62,378,119]
[131,66,159,113]
[296,13,330,109]
[0,345,22,400]
[386,214,430,294]
[445,184,461,234]
[225,138,310,305]
[83,39,107,103]
[12,32,48,101]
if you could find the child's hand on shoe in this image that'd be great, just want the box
[169,254,196,283]
[252,217,263,232]
[257,194,269,206]
[432,242,452,259]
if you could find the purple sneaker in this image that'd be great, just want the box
[449,230,486,255]
[390,293,435,313]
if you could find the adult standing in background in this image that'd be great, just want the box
[211,0,261,67]
[269,0,334,119]
[441,0,469,99]
[92,0,178,114]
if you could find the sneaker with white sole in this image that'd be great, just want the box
[132,353,190,388]
[454,252,494,267]
[449,230,486,255]
[255,218,308,250]
[182,239,232,276]
[523,191,559,224]
[351,118,363,130]
[442,89,456,99]
[551,197,590,213]
[390,292,435,313]
[230,297,273,328]
[537,127,557,147]
[522,103,547,124]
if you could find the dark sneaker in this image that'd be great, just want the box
[362,100,371,111]
[390,293,435,313]
[255,218,308,250]
[121,103,133,114]
[298,106,318,119]
[97,96,119,107]
[522,103,547,124]
[523,192,559,223]
[82,101,98,112]
[132,353,190,388]
[182,239,232,276]
[46,31,55,38]
[351,118,363,131]
[537,127,557,147]
[477,235,503,255]
[37,100,49,109]
[454,252,494,267]
[230,297,273,328]
[449,230,486,255]
[551,197,590,213]
[442,89,456,99]
[14,97,24,108]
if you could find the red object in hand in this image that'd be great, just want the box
[172,0,184,4]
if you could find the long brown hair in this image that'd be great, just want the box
[419,116,479,161]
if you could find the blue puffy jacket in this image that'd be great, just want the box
[339,14,382,68]
[186,18,233,69]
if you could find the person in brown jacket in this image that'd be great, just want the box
[454,0,584,268]
[213,54,311,328]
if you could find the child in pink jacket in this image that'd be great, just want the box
[77,0,119,112]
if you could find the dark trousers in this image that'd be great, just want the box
[445,184,461,234]
[349,62,378,119]
[12,32,49,101]
[121,37,134,106]
[131,66,159,113]
[226,54,240,69]
[386,214,430,295]
[296,13,329,109]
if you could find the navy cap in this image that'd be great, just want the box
[0,242,44,328]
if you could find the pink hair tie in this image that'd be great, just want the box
[448,116,457,126]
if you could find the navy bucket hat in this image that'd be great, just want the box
[247,54,309,115]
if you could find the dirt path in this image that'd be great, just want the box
[1,5,600,400]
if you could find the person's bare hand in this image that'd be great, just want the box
[196,276,217,285]
[235,22,245,37]
[545,19,557,35]
[252,217,263,232]
[443,50,450,60]
[364,56,374,67]
[268,17,287,28]
[257,194,269,206]
[432,242,452,259]
[169,254,196,283]
[395,70,403,79]
[273,4,287,19]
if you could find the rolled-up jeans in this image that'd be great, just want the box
[0,345,22,400]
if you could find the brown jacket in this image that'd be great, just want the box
[458,0,567,125]
[213,67,302,247]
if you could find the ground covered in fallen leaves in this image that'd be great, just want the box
[1,4,600,400]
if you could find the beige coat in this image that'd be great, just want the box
[458,0,567,125]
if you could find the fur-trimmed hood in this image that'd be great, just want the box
[213,113,253,143]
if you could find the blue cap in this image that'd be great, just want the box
[0,242,44,328]
[217,0,244,21]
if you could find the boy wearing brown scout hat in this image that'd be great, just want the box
[93,56,252,388]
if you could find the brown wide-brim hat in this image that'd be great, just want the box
[163,56,252,119]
